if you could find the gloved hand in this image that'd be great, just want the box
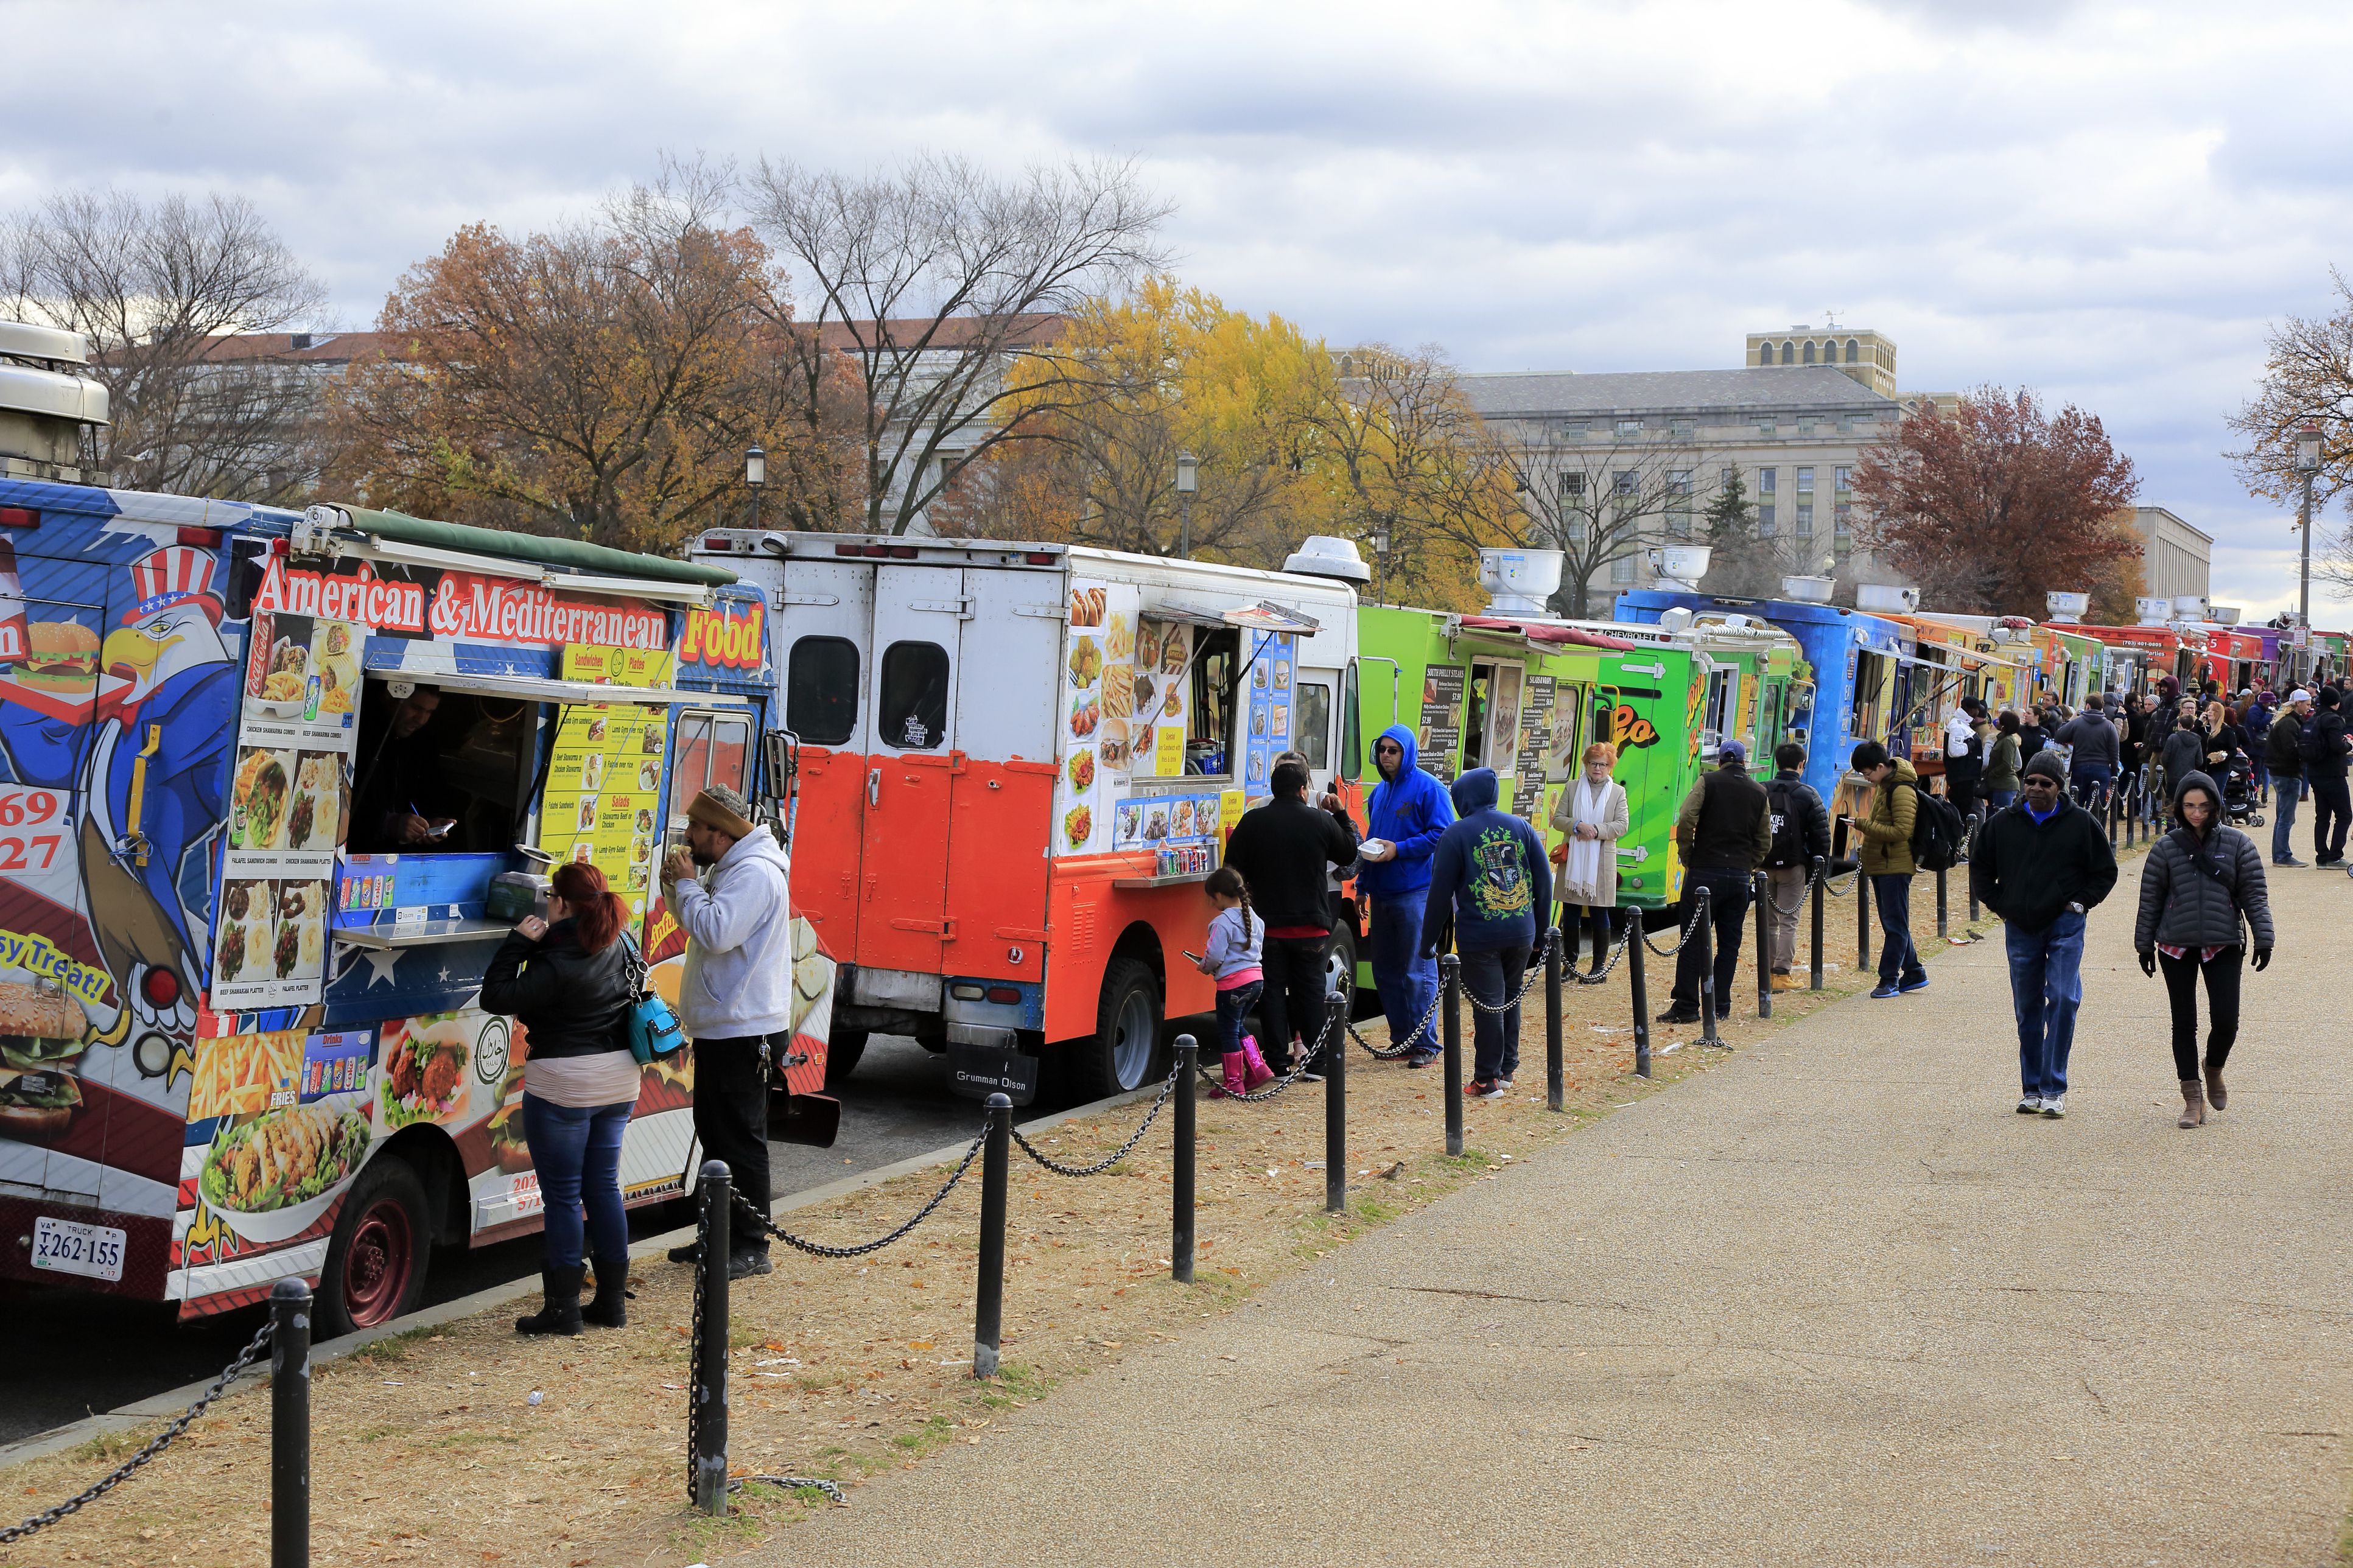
[2252,946,2272,973]
[2137,948,2156,977]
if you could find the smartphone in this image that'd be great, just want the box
[1182,950,1204,964]
[426,818,458,839]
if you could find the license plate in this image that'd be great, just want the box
[30,1216,127,1282]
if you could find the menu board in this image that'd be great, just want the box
[1055,579,1140,856]
[1113,789,1227,852]
[1417,665,1465,783]
[1511,676,1555,817]
[1240,632,1296,796]
[214,609,362,1009]
[538,646,672,912]
[1132,619,1193,779]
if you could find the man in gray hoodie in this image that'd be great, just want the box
[661,785,796,1278]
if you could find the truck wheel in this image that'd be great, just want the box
[824,1030,868,1088]
[1076,957,1162,1098]
[318,1155,430,1339]
[1324,923,1363,1020]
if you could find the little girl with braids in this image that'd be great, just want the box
[1198,866,1274,1097]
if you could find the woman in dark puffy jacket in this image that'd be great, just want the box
[480,861,639,1334]
[2134,771,2273,1129]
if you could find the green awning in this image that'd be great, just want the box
[323,505,738,589]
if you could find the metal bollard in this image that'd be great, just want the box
[1172,1035,1196,1284]
[1753,871,1772,1019]
[1694,885,1719,1046]
[1857,859,1871,970]
[1628,913,1652,1078]
[1935,861,1948,939]
[1440,953,1463,1157]
[1543,925,1565,1113]
[973,1094,1011,1379]
[1809,856,1826,990]
[1323,990,1347,1214]
[691,1160,731,1516]
[2107,785,2119,847]
[1966,816,1982,923]
[269,1278,311,1568]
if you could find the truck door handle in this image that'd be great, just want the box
[868,769,880,807]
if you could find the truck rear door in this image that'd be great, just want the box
[941,567,1059,984]
[857,564,964,974]
[773,559,874,961]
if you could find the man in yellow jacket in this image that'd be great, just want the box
[1846,740,1929,999]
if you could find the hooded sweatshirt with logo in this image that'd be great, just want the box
[1421,768,1551,954]
[1359,724,1456,900]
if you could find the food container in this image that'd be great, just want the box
[485,871,548,924]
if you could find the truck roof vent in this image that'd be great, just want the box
[0,320,108,486]
[1282,534,1370,584]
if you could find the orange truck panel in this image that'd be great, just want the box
[944,757,1055,984]
[855,751,955,972]
[790,747,865,962]
[1040,854,1218,1041]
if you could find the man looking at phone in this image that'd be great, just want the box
[351,685,460,851]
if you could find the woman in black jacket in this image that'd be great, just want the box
[2134,772,2274,1128]
[479,861,639,1334]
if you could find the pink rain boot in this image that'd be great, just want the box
[1211,1052,1248,1099]
[1240,1035,1275,1090]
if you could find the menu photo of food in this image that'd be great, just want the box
[189,1028,307,1122]
[581,751,606,791]
[1098,718,1131,774]
[230,747,295,850]
[1068,584,1107,626]
[1115,800,1145,848]
[17,619,99,696]
[313,620,361,722]
[213,875,329,1003]
[197,1094,374,1245]
[1062,803,1092,848]
[215,878,271,989]
[276,879,327,979]
[289,751,343,853]
[1068,634,1103,690]
[1067,747,1096,791]
[377,1013,477,1130]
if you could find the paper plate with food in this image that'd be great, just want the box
[1062,803,1093,847]
[1067,748,1096,791]
[379,1017,471,1130]
[199,1098,373,1245]
[1068,692,1099,738]
[230,750,293,850]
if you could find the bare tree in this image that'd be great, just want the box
[1483,426,1711,617]
[1,189,329,501]
[746,153,1171,535]
[2225,269,2353,593]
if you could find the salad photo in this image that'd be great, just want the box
[197,1098,374,1245]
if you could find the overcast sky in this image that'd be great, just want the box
[5,0,2347,618]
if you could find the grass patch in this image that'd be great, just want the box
[348,1324,440,1365]
[70,1427,147,1463]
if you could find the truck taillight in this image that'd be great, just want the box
[703,534,731,551]
[986,986,1021,1004]
[0,506,37,530]
[177,526,223,548]
[834,543,866,557]
[1025,551,1055,565]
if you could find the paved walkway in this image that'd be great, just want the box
[757,851,2352,1567]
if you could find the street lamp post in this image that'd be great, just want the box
[746,445,766,532]
[2297,424,2323,657]
[1368,524,1390,606]
[1174,452,1198,559]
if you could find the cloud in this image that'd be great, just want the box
[3,0,2349,615]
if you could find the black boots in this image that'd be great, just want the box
[583,1255,633,1328]
[515,1264,586,1335]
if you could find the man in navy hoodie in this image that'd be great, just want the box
[1420,768,1551,1097]
[1356,725,1456,1065]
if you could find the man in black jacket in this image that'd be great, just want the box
[1969,752,2120,1118]
[2307,687,2351,866]
[1661,740,1771,1025]
[2267,688,2311,867]
[1222,760,1358,1076]
[1761,741,1831,992]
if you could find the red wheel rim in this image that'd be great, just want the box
[341,1198,415,1328]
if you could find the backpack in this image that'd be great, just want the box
[1764,780,1806,869]
[1907,782,1967,872]
[2299,716,2326,766]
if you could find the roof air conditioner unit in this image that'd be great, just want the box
[2172,593,2210,622]
[1647,545,1711,589]
[1854,584,1920,614]
[1780,575,1835,603]
[1476,547,1564,615]
[2208,604,2242,626]
[2135,595,2172,626]
[1658,607,1695,635]
[1280,534,1370,584]
[2044,590,2089,619]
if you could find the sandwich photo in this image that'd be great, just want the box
[0,981,90,1143]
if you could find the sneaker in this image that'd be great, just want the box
[1496,1075,1516,1091]
[2039,1094,2066,1119]
[1467,1078,1506,1101]
[1404,1049,1439,1069]
[1869,983,1901,999]
[728,1250,775,1280]
[2276,856,2307,868]
[1899,975,1930,994]
[2016,1095,2043,1115]
[1297,1067,1325,1083]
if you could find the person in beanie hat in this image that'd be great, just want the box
[2266,689,2313,866]
[661,784,796,1278]
[1658,739,1770,1025]
[1970,750,2119,1117]
[2306,687,2351,865]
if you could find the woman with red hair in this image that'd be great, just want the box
[480,860,639,1335]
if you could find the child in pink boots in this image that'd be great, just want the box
[1199,867,1275,1097]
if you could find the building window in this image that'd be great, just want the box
[1759,505,1776,535]
[1781,341,1795,365]
[1756,343,1772,366]
[1615,418,1643,439]
[1559,471,1584,500]
[1610,554,1638,585]
[1796,503,1814,538]
[1758,467,1776,497]
[1803,340,1817,365]
[1563,420,1588,438]
[1846,338,1860,363]
[1834,465,1852,500]
[1797,467,1814,494]
[1797,417,1815,436]
[1670,417,1695,441]
[1835,502,1853,555]
[1613,469,1638,505]
[1720,465,1739,493]
[1758,419,1777,438]
[1667,469,1692,537]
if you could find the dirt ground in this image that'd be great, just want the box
[1,872,2002,1568]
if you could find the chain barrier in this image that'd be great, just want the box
[1203,1001,1348,1103]
[2,1315,273,1545]
[1639,897,1710,956]
[1012,1059,1180,1176]
[735,1130,986,1259]
[687,1213,709,1500]
[1462,949,1552,1015]
[1566,926,1632,985]
[1350,989,1442,1060]
[735,1474,848,1505]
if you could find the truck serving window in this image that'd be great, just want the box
[1295,681,1331,771]
[878,640,949,750]
[786,636,860,745]
[349,682,537,855]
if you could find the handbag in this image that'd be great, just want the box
[618,933,686,1065]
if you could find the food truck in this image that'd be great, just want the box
[691,528,1361,1103]
[1884,614,2029,776]
[2044,621,2207,702]
[0,482,849,1334]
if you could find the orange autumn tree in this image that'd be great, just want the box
[328,164,861,553]
[1851,387,2141,616]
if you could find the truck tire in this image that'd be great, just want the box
[1075,957,1161,1099]
[824,1029,868,1088]
[1324,922,1364,1019]
[318,1155,430,1339]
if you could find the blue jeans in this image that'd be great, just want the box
[2068,761,2113,810]
[1369,897,1439,1054]
[2004,911,2085,1099]
[522,1091,633,1270]
[1870,873,1925,988]
[1460,943,1532,1082]
[1215,980,1262,1058]
[2273,775,2304,861]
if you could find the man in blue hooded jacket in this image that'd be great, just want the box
[1420,767,1551,1096]
[1356,724,1456,1065]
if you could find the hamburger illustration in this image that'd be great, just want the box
[0,981,91,1142]
[19,621,97,689]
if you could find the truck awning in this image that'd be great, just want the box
[1459,615,1636,650]
[366,669,748,709]
[310,504,738,592]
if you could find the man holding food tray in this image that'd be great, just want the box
[660,784,795,1279]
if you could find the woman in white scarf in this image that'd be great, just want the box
[1549,741,1631,972]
